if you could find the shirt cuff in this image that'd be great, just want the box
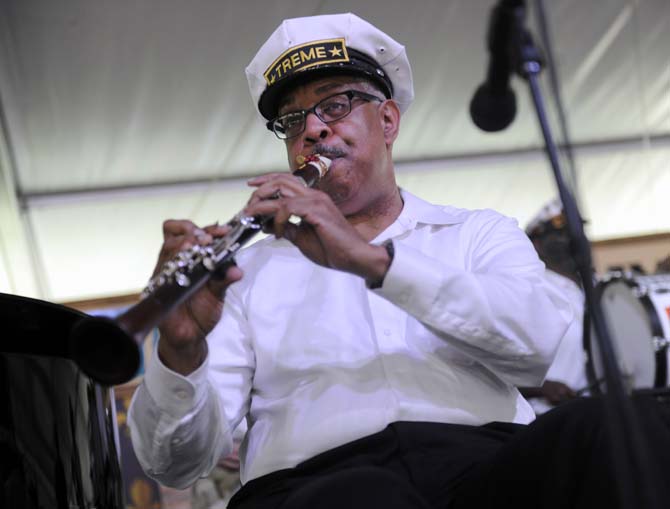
[372,240,443,317]
[143,339,211,418]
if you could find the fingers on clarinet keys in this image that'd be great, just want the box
[196,223,227,244]
[261,214,300,234]
[212,259,237,281]
[262,218,276,234]
[194,228,212,245]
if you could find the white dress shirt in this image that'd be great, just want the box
[128,190,573,488]
[529,270,588,415]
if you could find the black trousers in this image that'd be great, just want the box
[228,395,670,509]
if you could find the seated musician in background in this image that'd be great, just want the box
[657,255,670,273]
[128,12,670,509]
[518,200,589,414]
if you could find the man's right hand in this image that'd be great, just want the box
[154,219,243,375]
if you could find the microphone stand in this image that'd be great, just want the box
[506,4,660,508]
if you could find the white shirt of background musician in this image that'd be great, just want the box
[530,269,588,416]
[128,190,574,488]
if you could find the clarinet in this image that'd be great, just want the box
[69,154,331,385]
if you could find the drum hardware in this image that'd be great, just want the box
[633,286,648,298]
[653,336,670,352]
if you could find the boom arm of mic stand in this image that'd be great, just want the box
[507,4,660,509]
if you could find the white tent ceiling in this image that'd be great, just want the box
[0,0,668,302]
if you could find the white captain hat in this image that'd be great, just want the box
[245,12,414,121]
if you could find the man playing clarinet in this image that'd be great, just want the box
[129,13,670,509]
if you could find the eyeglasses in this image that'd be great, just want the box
[266,90,384,140]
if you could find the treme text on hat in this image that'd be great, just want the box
[246,13,414,121]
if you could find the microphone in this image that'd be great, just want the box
[469,0,524,132]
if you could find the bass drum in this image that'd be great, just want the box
[586,273,670,393]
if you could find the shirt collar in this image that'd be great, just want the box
[397,189,468,227]
[373,189,466,243]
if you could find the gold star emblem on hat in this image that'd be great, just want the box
[329,47,343,57]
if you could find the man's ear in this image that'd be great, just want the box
[379,99,401,145]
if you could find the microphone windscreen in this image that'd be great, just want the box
[469,83,517,132]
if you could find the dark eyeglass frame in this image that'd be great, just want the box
[266,90,384,140]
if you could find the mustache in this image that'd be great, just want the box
[312,144,346,159]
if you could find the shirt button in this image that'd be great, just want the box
[171,438,181,445]
[175,390,188,399]
[383,329,391,336]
